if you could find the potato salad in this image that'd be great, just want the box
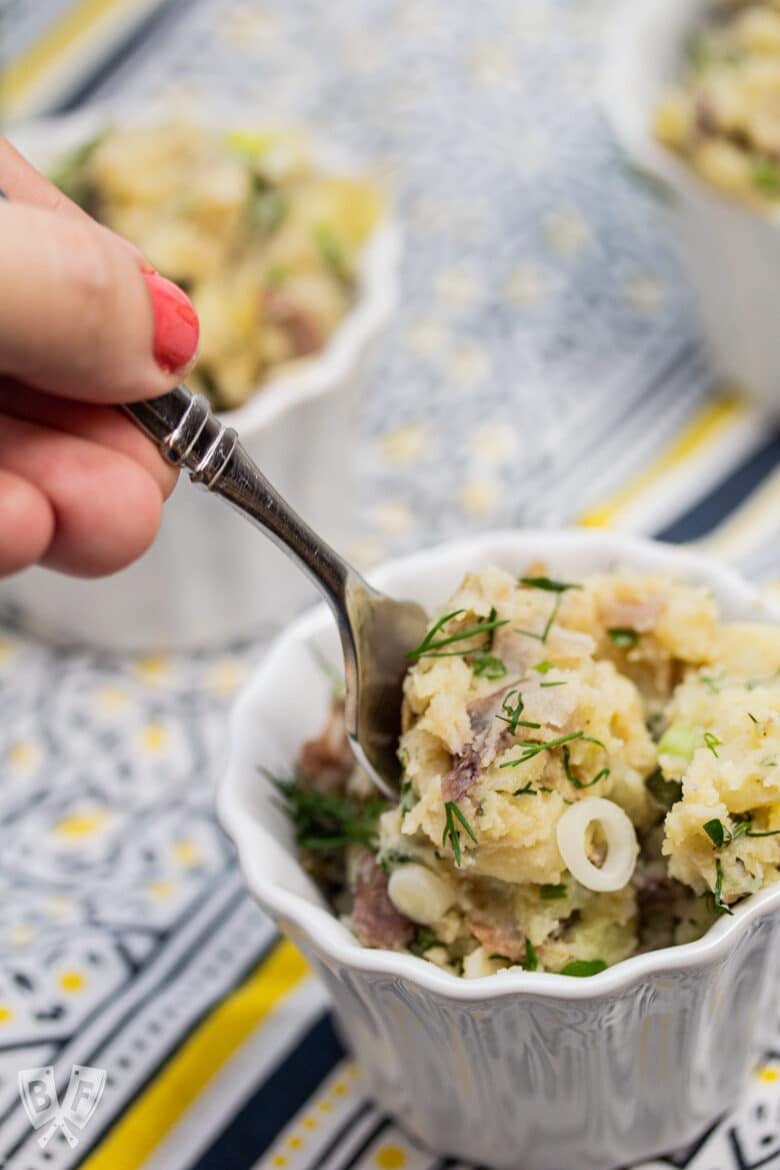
[54,122,382,410]
[655,1,780,208]
[278,566,780,977]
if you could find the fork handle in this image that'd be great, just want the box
[123,387,357,615]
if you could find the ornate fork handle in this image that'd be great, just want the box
[123,387,356,615]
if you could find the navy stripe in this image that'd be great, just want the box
[655,431,780,544]
[192,1012,344,1170]
[53,0,192,113]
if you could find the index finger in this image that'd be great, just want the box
[0,135,146,265]
[0,134,91,218]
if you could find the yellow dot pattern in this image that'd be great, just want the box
[374,1145,407,1170]
[59,970,87,993]
[0,1006,13,1025]
[756,1065,780,1083]
[141,722,169,753]
[54,811,108,839]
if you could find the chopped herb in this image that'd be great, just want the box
[266,264,290,288]
[520,577,582,593]
[412,927,440,953]
[499,730,588,768]
[608,627,639,649]
[703,818,726,848]
[378,849,414,874]
[400,780,416,814]
[540,680,567,688]
[539,883,567,900]
[700,675,724,695]
[442,800,478,866]
[746,828,780,838]
[685,30,712,71]
[748,713,759,725]
[517,581,579,646]
[532,660,553,674]
[524,938,540,971]
[561,959,607,977]
[753,156,780,197]
[562,745,609,790]
[496,690,541,735]
[271,773,386,851]
[645,768,682,810]
[703,858,733,917]
[472,654,507,679]
[250,184,288,234]
[512,781,537,797]
[484,607,501,652]
[313,223,351,281]
[703,731,722,758]
[405,609,509,660]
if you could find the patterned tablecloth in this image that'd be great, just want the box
[3,1,780,1169]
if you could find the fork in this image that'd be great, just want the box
[125,387,427,797]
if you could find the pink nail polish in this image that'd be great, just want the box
[142,271,199,374]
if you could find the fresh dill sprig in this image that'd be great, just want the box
[703,814,780,847]
[270,773,386,851]
[442,800,478,866]
[562,744,609,790]
[524,938,540,971]
[512,781,537,797]
[496,690,541,735]
[516,578,581,646]
[703,858,733,917]
[607,628,639,649]
[472,654,507,679]
[499,730,604,768]
[539,883,567,900]
[405,608,509,660]
[703,731,722,758]
[561,959,607,977]
[519,576,582,593]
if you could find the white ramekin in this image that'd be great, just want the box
[603,0,780,414]
[0,110,400,650]
[219,529,780,1170]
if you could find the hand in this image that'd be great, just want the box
[0,136,200,578]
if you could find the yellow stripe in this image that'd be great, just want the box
[579,394,748,529]
[80,941,310,1170]
[1,0,132,112]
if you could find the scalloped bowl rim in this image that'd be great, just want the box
[6,107,401,433]
[602,0,780,228]
[219,529,780,1003]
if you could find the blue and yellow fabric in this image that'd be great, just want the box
[1,1,780,1168]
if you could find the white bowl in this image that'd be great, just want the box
[0,109,400,650]
[603,0,780,414]
[219,528,780,1170]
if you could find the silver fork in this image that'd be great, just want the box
[125,387,427,797]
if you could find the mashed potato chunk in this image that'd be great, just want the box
[280,565,780,977]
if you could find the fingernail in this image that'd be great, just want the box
[142,270,199,374]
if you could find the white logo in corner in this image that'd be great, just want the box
[18,1065,106,1148]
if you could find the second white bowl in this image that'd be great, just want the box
[0,110,400,650]
[219,529,780,1170]
[603,0,780,414]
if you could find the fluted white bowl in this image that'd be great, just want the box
[0,108,400,649]
[603,0,780,413]
[219,529,780,1170]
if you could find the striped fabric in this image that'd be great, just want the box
[1,2,780,1169]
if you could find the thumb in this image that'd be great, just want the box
[0,200,199,402]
